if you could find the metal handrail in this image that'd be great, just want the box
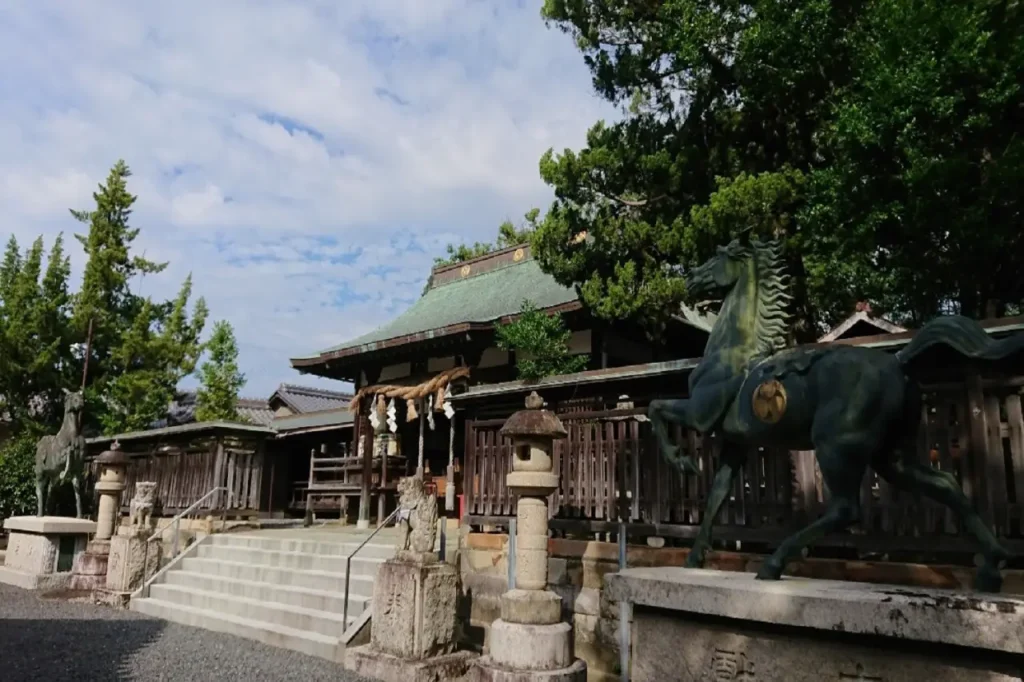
[141,486,232,591]
[342,506,401,627]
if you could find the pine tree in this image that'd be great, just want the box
[495,301,589,380]
[0,235,73,431]
[68,160,207,434]
[195,321,246,423]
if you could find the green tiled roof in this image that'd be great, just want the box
[295,256,579,360]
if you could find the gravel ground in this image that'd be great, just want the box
[0,584,372,682]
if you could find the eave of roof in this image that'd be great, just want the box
[818,310,906,343]
[87,420,275,445]
[453,316,1024,403]
[269,383,352,413]
[272,408,354,435]
[451,358,701,403]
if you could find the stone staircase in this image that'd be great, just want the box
[131,530,396,660]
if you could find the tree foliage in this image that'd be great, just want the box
[495,301,589,380]
[0,434,36,520]
[0,160,209,437]
[195,320,247,423]
[534,0,1024,336]
[434,209,541,267]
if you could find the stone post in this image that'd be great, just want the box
[99,480,161,607]
[345,475,477,682]
[472,391,587,681]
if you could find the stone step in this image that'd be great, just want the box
[214,533,397,560]
[196,544,385,576]
[163,570,369,617]
[131,597,340,660]
[180,557,375,595]
[149,583,353,639]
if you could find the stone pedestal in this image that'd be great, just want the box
[346,557,476,682]
[606,567,1024,681]
[68,539,111,591]
[96,527,161,606]
[0,516,96,590]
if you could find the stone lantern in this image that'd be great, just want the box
[68,441,128,591]
[93,440,129,541]
[472,391,587,681]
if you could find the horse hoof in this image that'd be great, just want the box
[684,551,705,569]
[755,561,783,581]
[974,566,1004,593]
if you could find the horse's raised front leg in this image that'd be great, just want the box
[686,446,746,568]
[647,399,699,475]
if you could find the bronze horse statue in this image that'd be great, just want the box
[35,388,87,518]
[649,236,1020,592]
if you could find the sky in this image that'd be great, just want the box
[0,1,617,398]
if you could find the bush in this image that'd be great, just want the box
[496,300,590,380]
[0,434,37,519]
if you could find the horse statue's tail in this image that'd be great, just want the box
[896,315,1024,367]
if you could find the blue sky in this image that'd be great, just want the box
[0,1,617,397]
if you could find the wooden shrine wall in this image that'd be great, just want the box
[463,372,1024,557]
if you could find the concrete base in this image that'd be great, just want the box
[606,567,1024,682]
[470,657,588,682]
[500,589,562,625]
[0,565,71,591]
[346,645,477,682]
[0,516,95,590]
[488,620,576,671]
[94,588,132,609]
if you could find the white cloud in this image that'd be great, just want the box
[0,0,617,396]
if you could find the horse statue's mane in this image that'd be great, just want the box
[731,237,792,357]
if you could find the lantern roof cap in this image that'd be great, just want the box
[500,391,567,439]
[95,440,130,465]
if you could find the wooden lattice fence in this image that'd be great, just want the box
[464,375,1024,556]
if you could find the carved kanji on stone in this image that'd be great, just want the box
[708,649,756,681]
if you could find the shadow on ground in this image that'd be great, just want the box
[0,617,165,681]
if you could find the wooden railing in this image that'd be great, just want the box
[464,373,1024,555]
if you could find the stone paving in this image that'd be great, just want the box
[0,583,371,682]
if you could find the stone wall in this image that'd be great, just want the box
[458,529,1024,682]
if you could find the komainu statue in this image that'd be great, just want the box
[129,482,157,530]
[649,235,1022,592]
[395,475,438,557]
[35,389,87,518]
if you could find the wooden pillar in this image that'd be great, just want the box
[416,402,425,478]
[965,368,990,519]
[212,438,226,509]
[357,368,380,530]
[357,409,374,529]
[253,438,266,513]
